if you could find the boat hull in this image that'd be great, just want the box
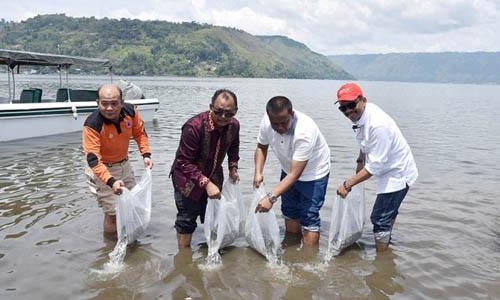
[0,99,159,142]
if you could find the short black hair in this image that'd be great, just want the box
[266,96,292,115]
[211,89,237,109]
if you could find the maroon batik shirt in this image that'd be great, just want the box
[171,111,240,201]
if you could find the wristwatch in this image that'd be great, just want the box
[266,192,279,204]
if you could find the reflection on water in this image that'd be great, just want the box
[365,250,403,299]
[1,76,500,299]
[163,248,208,299]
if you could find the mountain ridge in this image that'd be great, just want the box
[0,14,353,80]
[329,52,500,84]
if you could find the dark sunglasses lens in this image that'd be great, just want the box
[214,109,235,118]
[338,102,356,112]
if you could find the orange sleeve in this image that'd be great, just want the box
[132,108,151,157]
[82,126,113,185]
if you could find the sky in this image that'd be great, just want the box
[1,0,500,55]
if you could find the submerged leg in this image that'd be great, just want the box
[177,233,192,248]
[282,219,302,247]
[103,213,117,234]
[375,240,390,252]
[284,218,301,234]
[282,231,302,248]
[375,218,397,252]
[302,230,320,247]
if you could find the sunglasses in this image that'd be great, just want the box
[212,108,236,118]
[338,99,360,112]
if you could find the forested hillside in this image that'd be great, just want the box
[0,14,353,79]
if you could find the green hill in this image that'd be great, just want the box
[0,14,353,79]
[329,52,500,84]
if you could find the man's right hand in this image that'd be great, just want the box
[206,181,221,199]
[254,195,273,213]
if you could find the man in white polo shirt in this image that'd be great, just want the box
[253,96,331,247]
[335,83,418,252]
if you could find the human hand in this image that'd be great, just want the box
[229,168,239,183]
[336,183,349,198]
[254,195,273,213]
[112,180,125,195]
[253,174,263,188]
[206,181,221,199]
[144,157,153,169]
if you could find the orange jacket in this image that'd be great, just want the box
[82,103,150,186]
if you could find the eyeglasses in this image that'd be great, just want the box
[338,100,360,113]
[212,108,236,118]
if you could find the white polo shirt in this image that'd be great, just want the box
[354,103,418,194]
[257,110,331,181]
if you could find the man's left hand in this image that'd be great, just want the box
[336,183,349,198]
[229,167,239,183]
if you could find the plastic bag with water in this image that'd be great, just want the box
[116,168,152,245]
[325,183,365,260]
[245,185,281,263]
[204,181,246,265]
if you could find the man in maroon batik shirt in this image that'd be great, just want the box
[170,89,240,248]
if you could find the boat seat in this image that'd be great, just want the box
[56,88,70,102]
[20,88,42,103]
[56,88,97,102]
[70,89,98,102]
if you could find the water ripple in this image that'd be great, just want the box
[1,77,500,299]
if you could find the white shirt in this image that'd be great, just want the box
[257,110,331,181]
[354,102,418,194]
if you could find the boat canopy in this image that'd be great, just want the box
[0,49,111,69]
[1,49,113,104]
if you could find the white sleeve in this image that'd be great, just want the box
[256,114,270,145]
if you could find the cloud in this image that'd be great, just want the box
[1,0,500,55]
[194,5,289,33]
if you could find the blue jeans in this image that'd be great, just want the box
[280,171,329,232]
[370,185,409,243]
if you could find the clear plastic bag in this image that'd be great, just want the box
[204,181,246,264]
[116,169,152,245]
[326,184,365,260]
[244,185,281,263]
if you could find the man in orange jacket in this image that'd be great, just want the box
[82,83,153,236]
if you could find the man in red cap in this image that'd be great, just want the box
[335,83,418,252]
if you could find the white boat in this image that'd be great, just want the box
[0,49,159,142]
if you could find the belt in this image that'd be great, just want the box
[103,157,128,167]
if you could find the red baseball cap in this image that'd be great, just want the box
[336,83,363,102]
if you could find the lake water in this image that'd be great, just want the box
[0,75,499,299]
